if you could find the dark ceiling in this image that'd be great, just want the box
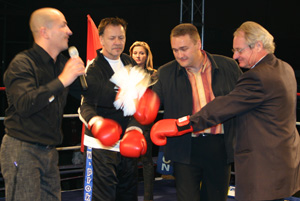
[1,0,299,69]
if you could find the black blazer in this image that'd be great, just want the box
[153,51,242,164]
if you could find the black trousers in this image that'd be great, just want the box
[140,128,154,200]
[173,134,231,201]
[84,148,138,201]
[248,199,284,201]
[270,199,284,201]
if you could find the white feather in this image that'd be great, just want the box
[110,65,151,116]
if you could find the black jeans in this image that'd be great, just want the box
[84,147,138,201]
[140,129,154,200]
[0,134,61,201]
[174,135,231,201]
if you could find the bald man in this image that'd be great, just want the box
[0,7,85,201]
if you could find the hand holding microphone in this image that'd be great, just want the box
[58,46,85,88]
[68,46,88,90]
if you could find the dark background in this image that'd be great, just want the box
[1,0,300,145]
[0,0,300,196]
[1,0,300,71]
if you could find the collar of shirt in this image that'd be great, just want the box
[184,50,210,74]
[250,55,267,69]
[32,43,63,65]
[200,50,209,73]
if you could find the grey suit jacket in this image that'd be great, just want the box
[191,54,300,200]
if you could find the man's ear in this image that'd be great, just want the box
[99,35,103,45]
[255,41,263,51]
[40,26,49,39]
[197,39,202,50]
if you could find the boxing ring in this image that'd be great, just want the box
[1,87,300,201]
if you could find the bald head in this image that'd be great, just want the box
[29,8,63,39]
[29,7,72,60]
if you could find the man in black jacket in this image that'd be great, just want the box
[151,23,242,201]
[0,7,85,201]
[79,17,146,201]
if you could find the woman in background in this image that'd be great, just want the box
[129,41,157,201]
[130,41,157,81]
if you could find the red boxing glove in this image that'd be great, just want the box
[88,117,122,147]
[150,116,193,146]
[120,128,147,158]
[134,88,160,125]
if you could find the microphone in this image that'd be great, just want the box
[68,46,88,90]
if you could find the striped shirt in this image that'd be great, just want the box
[186,50,224,136]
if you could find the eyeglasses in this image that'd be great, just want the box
[232,46,249,54]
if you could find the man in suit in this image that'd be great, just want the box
[147,23,242,201]
[151,21,300,201]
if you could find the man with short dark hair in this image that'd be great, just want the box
[149,23,242,201]
[79,17,142,201]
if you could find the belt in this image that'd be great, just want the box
[192,133,224,137]
[5,135,56,150]
[34,142,56,150]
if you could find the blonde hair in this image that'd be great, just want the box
[234,21,275,53]
[129,41,153,69]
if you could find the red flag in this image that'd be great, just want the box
[81,15,102,152]
[86,14,102,64]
